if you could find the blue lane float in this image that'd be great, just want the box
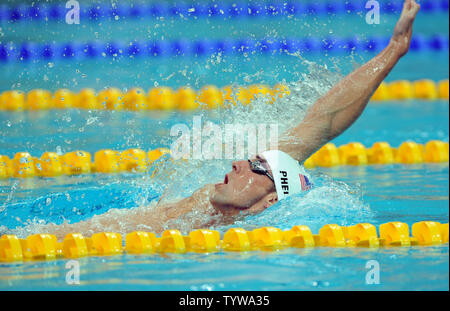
[0,35,448,63]
[0,0,448,23]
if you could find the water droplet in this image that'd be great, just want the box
[86,116,98,125]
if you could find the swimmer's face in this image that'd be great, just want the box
[211,155,276,211]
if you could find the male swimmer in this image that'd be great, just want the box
[37,0,421,240]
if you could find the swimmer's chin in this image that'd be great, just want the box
[214,182,228,191]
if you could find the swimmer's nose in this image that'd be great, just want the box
[232,161,241,174]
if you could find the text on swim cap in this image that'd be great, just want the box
[279,171,289,194]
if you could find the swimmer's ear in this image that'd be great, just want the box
[263,192,278,210]
[247,191,278,215]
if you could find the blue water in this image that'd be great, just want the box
[0,1,449,92]
[1,245,448,291]
[0,0,449,291]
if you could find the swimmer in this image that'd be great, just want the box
[39,0,421,240]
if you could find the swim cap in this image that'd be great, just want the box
[260,150,312,200]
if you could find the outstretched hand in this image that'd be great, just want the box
[390,0,421,57]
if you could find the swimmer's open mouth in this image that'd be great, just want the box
[215,174,229,188]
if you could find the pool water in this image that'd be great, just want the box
[1,0,449,91]
[0,0,449,291]
[1,245,448,291]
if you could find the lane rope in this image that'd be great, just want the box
[0,79,448,112]
[0,140,448,179]
[1,0,448,23]
[1,221,448,262]
[0,35,448,63]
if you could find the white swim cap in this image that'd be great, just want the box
[260,150,312,200]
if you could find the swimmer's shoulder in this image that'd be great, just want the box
[189,184,216,211]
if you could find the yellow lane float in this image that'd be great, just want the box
[1,221,448,262]
[0,80,447,111]
[1,140,448,179]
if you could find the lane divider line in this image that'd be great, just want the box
[1,221,448,262]
[0,79,448,112]
[0,140,448,179]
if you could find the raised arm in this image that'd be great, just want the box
[279,0,420,162]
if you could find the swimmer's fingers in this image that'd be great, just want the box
[391,0,420,57]
[402,0,420,19]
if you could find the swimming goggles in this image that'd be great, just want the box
[248,159,274,183]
